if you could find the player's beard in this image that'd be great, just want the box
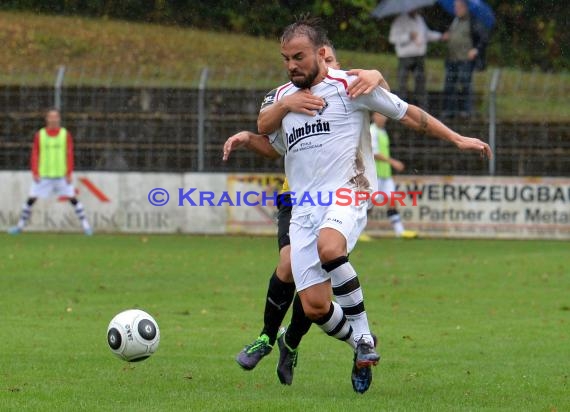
[289,60,320,89]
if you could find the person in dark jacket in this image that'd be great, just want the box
[441,0,489,118]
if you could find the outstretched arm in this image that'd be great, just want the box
[222,131,281,161]
[400,105,493,158]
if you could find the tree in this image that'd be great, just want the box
[1,0,566,70]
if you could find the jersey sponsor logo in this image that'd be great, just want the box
[286,119,331,151]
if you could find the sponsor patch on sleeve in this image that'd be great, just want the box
[260,88,277,111]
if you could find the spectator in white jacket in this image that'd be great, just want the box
[389,10,442,108]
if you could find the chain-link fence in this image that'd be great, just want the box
[0,65,568,176]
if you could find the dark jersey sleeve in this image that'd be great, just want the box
[260,88,278,111]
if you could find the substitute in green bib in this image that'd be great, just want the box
[9,108,93,235]
[370,113,417,239]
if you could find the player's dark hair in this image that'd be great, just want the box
[280,15,330,49]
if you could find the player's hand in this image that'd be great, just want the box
[441,32,450,41]
[223,131,250,161]
[390,159,405,173]
[456,136,493,160]
[467,48,479,61]
[347,69,390,99]
[282,90,325,116]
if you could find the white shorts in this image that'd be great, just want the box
[289,200,368,292]
[30,178,75,198]
[377,178,396,196]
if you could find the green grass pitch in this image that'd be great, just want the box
[0,234,568,411]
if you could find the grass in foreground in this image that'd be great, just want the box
[0,234,568,411]
[0,11,568,121]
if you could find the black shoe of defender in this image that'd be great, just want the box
[236,334,272,370]
[276,330,298,385]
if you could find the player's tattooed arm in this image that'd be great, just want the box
[346,69,390,98]
[400,105,493,159]
[419,109,429,135]
[223,131,280,161]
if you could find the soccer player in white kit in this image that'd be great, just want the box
[224,43,390,393]
[254,17,491,393]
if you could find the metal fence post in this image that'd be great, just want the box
[197,67,209,172]
[54,65,66,110]
[488,68,501,175]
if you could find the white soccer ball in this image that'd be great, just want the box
[107,309,160,362]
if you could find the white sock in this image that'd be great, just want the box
[389,212,405,236]
[327,259,374,347]
[17,203,32,229]
[73,202,91,231]
[81,220,91,231]
[315,301,357,350]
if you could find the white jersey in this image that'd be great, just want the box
[266,68,408,215]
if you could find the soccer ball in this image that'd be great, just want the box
[107,309,160,362]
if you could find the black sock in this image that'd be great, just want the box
[284,294,312,349]
[261,271,295,345]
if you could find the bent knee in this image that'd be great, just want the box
[275,246,293,283]
[275,262,293,283]
[301,300,330,321]
[318,243,345,263]
[317,230,347,262]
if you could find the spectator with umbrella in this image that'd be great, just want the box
[440,0,492,118]
[388,8,442,109]
[372,0,441,108]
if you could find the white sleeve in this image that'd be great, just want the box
[389,16,411,46]
[427,30,442,41]
[354,86,408,120]
[425,25,442,42]
[420,18,442,42]
[268,130,285,155]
